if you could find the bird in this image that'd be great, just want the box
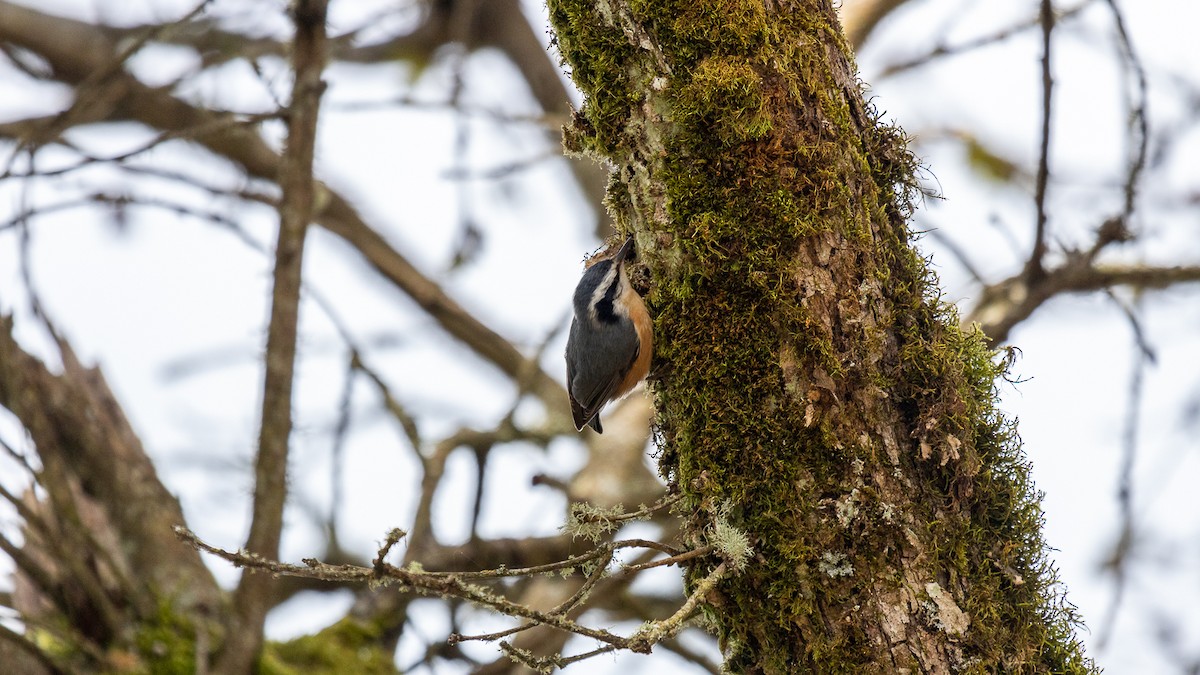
[565,237,652,433]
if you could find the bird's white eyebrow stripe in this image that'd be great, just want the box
[588,263,619,318]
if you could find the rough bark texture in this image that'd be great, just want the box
[546,1,1094,672]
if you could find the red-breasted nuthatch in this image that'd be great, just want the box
[565,237,652,433]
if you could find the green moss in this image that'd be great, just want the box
[892,294,1093,671]
[134,603,198,675]
[22,626,89,672]
[20,600,207,674]
[629,0,769,61]
[676,56,772,143]
[259,617,396,675]
[549,0,641,155]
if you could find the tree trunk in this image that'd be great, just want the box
[546,1,1095,672]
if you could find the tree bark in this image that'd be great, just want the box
[546,1,1095,672]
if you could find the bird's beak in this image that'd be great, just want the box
[614,236,636,263]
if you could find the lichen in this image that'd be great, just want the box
[711,503,753,571]
[817,551,854,579]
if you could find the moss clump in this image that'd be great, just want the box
[890,265,1093,672]
[260,617,396,675]
[132,603,199,675]
[629,0,769,61]
[676,56,772,143]
[549,0,642,156]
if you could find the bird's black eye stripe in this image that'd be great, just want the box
[595,276,621,323]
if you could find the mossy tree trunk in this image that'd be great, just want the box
[547,1,1095,672]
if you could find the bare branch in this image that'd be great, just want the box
[179,527,632,647]
[178,523,728,671]
[1103,0,1149,237]
[219,1,328,671]
[354,355,423,451]
[0,111,281,182]
[968,262,1200,343]
[449,547,615,647]
[880,1,1095,78]
[1096,290,1151,648]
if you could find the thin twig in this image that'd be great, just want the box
[571,492,683,525]
[927,229,986,284]
[616,545,716,577]
[1028,0,1056,279]
[353,355,423,449]
[328,356,357,549]
[551,642,620,668]
[470,444,488,540]
[0,112,281,183]
[1096,290,1152,647]
[181,526,632,646]
[0,533,61,613]
[659,634,722,674]
[373,528,408,573]
[880,1,1095,77]
[326,95,565,128]
[1105,0,1149,227]
[442,151,561,181]
[551,548,615,613]
[450,548,615,646]
[0,436,39,476]
[406,418,562,555]
[627,562,728,653]
[451,622,533,646]
[179,525,726,662]
[0,0,571,411]
[0,0,216,176]
[451,547,619,648]
[415,538,676,580]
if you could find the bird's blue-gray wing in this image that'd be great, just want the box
[566,317,639,430]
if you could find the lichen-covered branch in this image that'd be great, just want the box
[177,526,722,667]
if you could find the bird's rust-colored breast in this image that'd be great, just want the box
[614,284,652,398]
